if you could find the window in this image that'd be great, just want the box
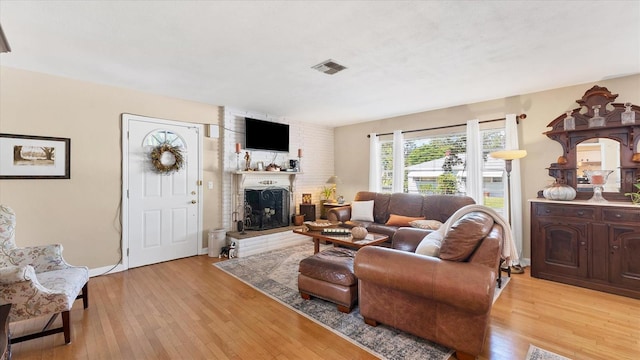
[377,127,506,214]
[143,130,186,148]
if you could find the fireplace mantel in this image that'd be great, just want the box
[233,171,302,194]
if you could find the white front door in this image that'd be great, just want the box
[122,114,202,268]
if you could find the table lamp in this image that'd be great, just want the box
[326,176,341,202]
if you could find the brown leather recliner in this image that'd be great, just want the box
[327,191,475,246]
[354,211,503,360]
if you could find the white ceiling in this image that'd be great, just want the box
[1,1,639,128]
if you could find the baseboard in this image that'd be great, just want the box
[89,263,127,277]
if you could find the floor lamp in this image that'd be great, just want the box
[489,149,527,224]
[490,149,527,275]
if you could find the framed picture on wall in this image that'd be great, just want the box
[0,133,71,179]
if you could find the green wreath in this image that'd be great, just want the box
[150,143,184,174]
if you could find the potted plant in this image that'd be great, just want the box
[321,186,334,202]
[624,180,640,205]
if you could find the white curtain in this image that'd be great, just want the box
[369,133,380,192]
[465,119,483,204]
[505,114,524,261]
[392,130,404,193]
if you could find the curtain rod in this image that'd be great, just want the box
[366,114,527,138]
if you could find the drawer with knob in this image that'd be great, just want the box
[535,204,597,220]
[602,208,640,223]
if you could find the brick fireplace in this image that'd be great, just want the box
[244,186,290,230]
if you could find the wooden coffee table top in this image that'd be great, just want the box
[293,228,388,253]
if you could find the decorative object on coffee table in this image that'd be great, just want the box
[351,226,368,239]
[303,220,339,231]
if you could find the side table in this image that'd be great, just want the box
[299,204,316,222]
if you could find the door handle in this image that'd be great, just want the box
[191,200,197,204]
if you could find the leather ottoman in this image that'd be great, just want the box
[298,247,358,313]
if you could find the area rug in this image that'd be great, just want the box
[525,344,571,360]
[214,243,510,360]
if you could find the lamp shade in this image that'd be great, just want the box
[490,149,527,160]
[326,176,341,184]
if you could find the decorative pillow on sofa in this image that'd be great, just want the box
[385,214,425,227]
[409,219,443,230]
[415,231,444,257]
[350,200,375,222]
[439,212,494,261]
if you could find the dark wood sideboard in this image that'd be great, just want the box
[531,199,640,299]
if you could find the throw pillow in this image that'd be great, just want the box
[415,231,443,257]
[350,200,375,222]
[385,214,426,227]
[409,219,443,230]
[439,212,494,261]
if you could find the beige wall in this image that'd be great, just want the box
[334,74,640,261]
[2,65,638,268]
[0,67,222,270]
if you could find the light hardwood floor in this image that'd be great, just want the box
[9,251,640,360]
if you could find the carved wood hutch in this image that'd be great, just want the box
[531,86,640,299]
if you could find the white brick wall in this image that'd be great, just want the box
[220,108,335,232]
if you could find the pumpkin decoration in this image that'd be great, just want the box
[543,181,576,201]
[557,156,568,165]
[351,226,368,239]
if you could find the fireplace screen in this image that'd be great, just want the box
[244,187,290,230]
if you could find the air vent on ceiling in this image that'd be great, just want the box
[311,59,347,75]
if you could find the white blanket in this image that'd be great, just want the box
[425,204,519,266]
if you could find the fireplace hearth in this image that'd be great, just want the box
[244,187,290,230]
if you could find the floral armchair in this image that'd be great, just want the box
[0,205,88,344]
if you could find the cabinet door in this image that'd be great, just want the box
[609,225,640,289]
[534,219,589,278]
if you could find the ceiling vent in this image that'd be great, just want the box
[311,59,347,75]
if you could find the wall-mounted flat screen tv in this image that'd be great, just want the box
[245,118,290,152]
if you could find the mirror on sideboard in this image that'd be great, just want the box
[543,86,640,201]
[576,138,621,193]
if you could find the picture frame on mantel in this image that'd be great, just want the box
[0,133,71,179]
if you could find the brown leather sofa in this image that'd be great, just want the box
[326,191,475,246]
[354,211,503,360]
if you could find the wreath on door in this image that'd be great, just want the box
[150,142,184,174]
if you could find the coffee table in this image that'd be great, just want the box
[293,228,389,254]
